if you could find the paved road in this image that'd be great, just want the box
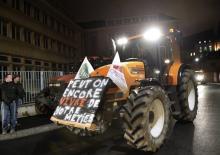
[0,84,220,155]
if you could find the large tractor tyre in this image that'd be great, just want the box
[35,91,50,115]
[177,69,198,122]
[123,86,173,152]
[35,101,50,115]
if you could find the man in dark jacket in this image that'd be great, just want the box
[13,74,25,124]
[0,74,18,134]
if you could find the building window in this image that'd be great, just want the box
[42,13,48,25]
[12,0,20,10]
[52,63,57,70]
[58,64,62,70]
[12,57,21,63]
[57,21,61,32]
[0,55,8,61]
[63,44,66,53]
[25,66,32,71]
[43,37,48,49]
[204,46,207,51]
[51,39,56,50]
[190,53,192,56]
[193,52,196,56]
[24,1,31,16]
[57,41,61,52]
[50,17,54,28]
[34,7,40,21]
[34,33,40,47]
[35,61,41,66]
[1,0,7,4]
[0,18,8,37]
[25,59,32,64]
[12,24,20,40]
[24,29,31,44]
[44,62,49,67]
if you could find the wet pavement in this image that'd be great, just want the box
[0,84,220,155]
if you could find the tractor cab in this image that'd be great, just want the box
[115,27,182,84]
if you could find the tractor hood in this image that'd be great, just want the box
[90,61,145,78]
[90,61,145,88]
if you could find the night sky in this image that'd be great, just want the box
[54,0,220,35]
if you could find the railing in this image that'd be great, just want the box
[0,71,63,104]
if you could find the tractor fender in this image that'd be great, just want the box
[168,63,193,86]
[177,64,193,85]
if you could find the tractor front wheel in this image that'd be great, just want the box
[123,86,173,152]
[177,69,198,122]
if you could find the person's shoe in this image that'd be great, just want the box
[2,130,7,135]
[10,129,15,134]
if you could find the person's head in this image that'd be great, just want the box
[13,74,21,83]
[4,74,13,82]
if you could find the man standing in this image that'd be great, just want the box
[13,74,25,125]
[0,74,17,134]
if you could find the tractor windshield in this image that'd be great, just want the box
[118,37,173,71]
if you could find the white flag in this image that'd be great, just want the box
[75,57,94,79]
[107,52,128,92]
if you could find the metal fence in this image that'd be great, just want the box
[0,71,63,104]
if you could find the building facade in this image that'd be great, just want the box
[0,0,84,72]
[81,14,178,57]
[182,27,220,82]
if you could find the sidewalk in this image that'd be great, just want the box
[0,115,61,141]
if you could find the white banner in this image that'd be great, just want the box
[107,52,128,92]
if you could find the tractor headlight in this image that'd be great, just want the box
[143,27,162,42]
[154,69,160,74]
[196,74,204,81]
[117,37,128,45]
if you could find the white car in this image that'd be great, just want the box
[195,70,206,84]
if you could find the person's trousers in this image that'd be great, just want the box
[1,101,16,132]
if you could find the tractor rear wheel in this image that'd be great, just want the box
[177,69,198,122]
[123,86,173,152]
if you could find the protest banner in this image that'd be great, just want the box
[51,77,109,130]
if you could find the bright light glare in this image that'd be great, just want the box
[117,37,128,45]
[143,27,162,42]
[195,57,199,62]
[164,59,170,64]
[154,69,160,74]
[196,74,204,81]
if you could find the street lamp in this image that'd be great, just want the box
[143,27,162,42]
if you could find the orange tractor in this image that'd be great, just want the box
[54,27,198,152]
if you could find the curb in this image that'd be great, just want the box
[0,123,63,141]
